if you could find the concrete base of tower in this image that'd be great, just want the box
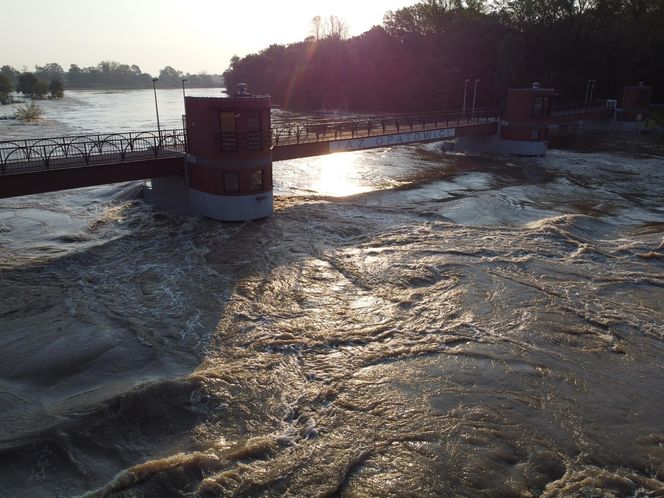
[454,135,547,156]
[188,188,273,221]
[144,176,189,213]
[145,176,274,221]
[579,119,648,132]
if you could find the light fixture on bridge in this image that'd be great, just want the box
[585,79,597,106]
[471,79,480,119]
[152,78,162,142]
[181,78,188,102]
[463,78,471,119]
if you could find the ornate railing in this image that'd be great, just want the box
[0,129,187,174]
[271,107,501,146]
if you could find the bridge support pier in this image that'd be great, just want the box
[146,91,273,221]
[454,84,553,156]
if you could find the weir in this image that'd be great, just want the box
[0,83,655,219]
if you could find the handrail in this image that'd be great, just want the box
[272,108,501,146]
[0,129,186,174]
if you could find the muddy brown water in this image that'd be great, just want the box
[0,132,663,497]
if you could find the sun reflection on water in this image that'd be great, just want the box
[310,152,373,197]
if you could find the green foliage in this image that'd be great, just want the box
[49,77,64,99]
[13,102,43,122]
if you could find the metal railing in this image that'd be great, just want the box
[215,130,273,152]
[0,129,187,174]
[552,101,615,116]
[271,107,501,146]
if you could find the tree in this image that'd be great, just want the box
[158,65,184,86]
[17,72,38,95]
[325,15,349,39]
[33,79,49,99]
[67,64,84,86]
[311,16,323,41]
[49,77,64,98]
[35,62,64,83]
[0,74,12,104]
[0,65,19,88]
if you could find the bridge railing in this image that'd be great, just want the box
[0,129,187,174]
[552,101,614,116]
[272,107,500,146]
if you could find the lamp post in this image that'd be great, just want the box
[152,77,162,143]
[181,78,188,131]
[462,78,471,119]
[588,79,597,106]
[585,79,596,106]
[471,78,480,120]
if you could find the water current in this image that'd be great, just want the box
[0,90,663,497]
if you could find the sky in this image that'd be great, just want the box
[2,0,414,76]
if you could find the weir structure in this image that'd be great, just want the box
[0,83,656,220]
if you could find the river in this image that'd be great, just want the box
[0,89,663,497]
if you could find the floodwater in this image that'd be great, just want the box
[0,90,663,497]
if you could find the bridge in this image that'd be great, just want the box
[0,83,654,221]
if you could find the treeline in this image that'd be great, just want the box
[223,0,664,112]
[0,61,223,103]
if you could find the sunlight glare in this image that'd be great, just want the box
[311,152,371,197]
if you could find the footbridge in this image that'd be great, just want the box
[0,83,654,221]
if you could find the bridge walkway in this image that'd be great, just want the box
[0,104,616,198]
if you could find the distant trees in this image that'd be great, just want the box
[0,61,224,97]
[58,61,222,89]
[223,0,664,112]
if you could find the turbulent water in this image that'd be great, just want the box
[1,92,664,497]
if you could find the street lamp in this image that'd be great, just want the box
[152,77,162,143]
[588,80,597,106]
[471,79,480,119]
[585,79,596,106]
[181,78,188,131]
[463,78,471,119]
[181,78,188,104]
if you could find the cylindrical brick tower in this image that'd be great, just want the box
[454,83,554,156]
[184,89,272,221]
[498,83,554,156]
